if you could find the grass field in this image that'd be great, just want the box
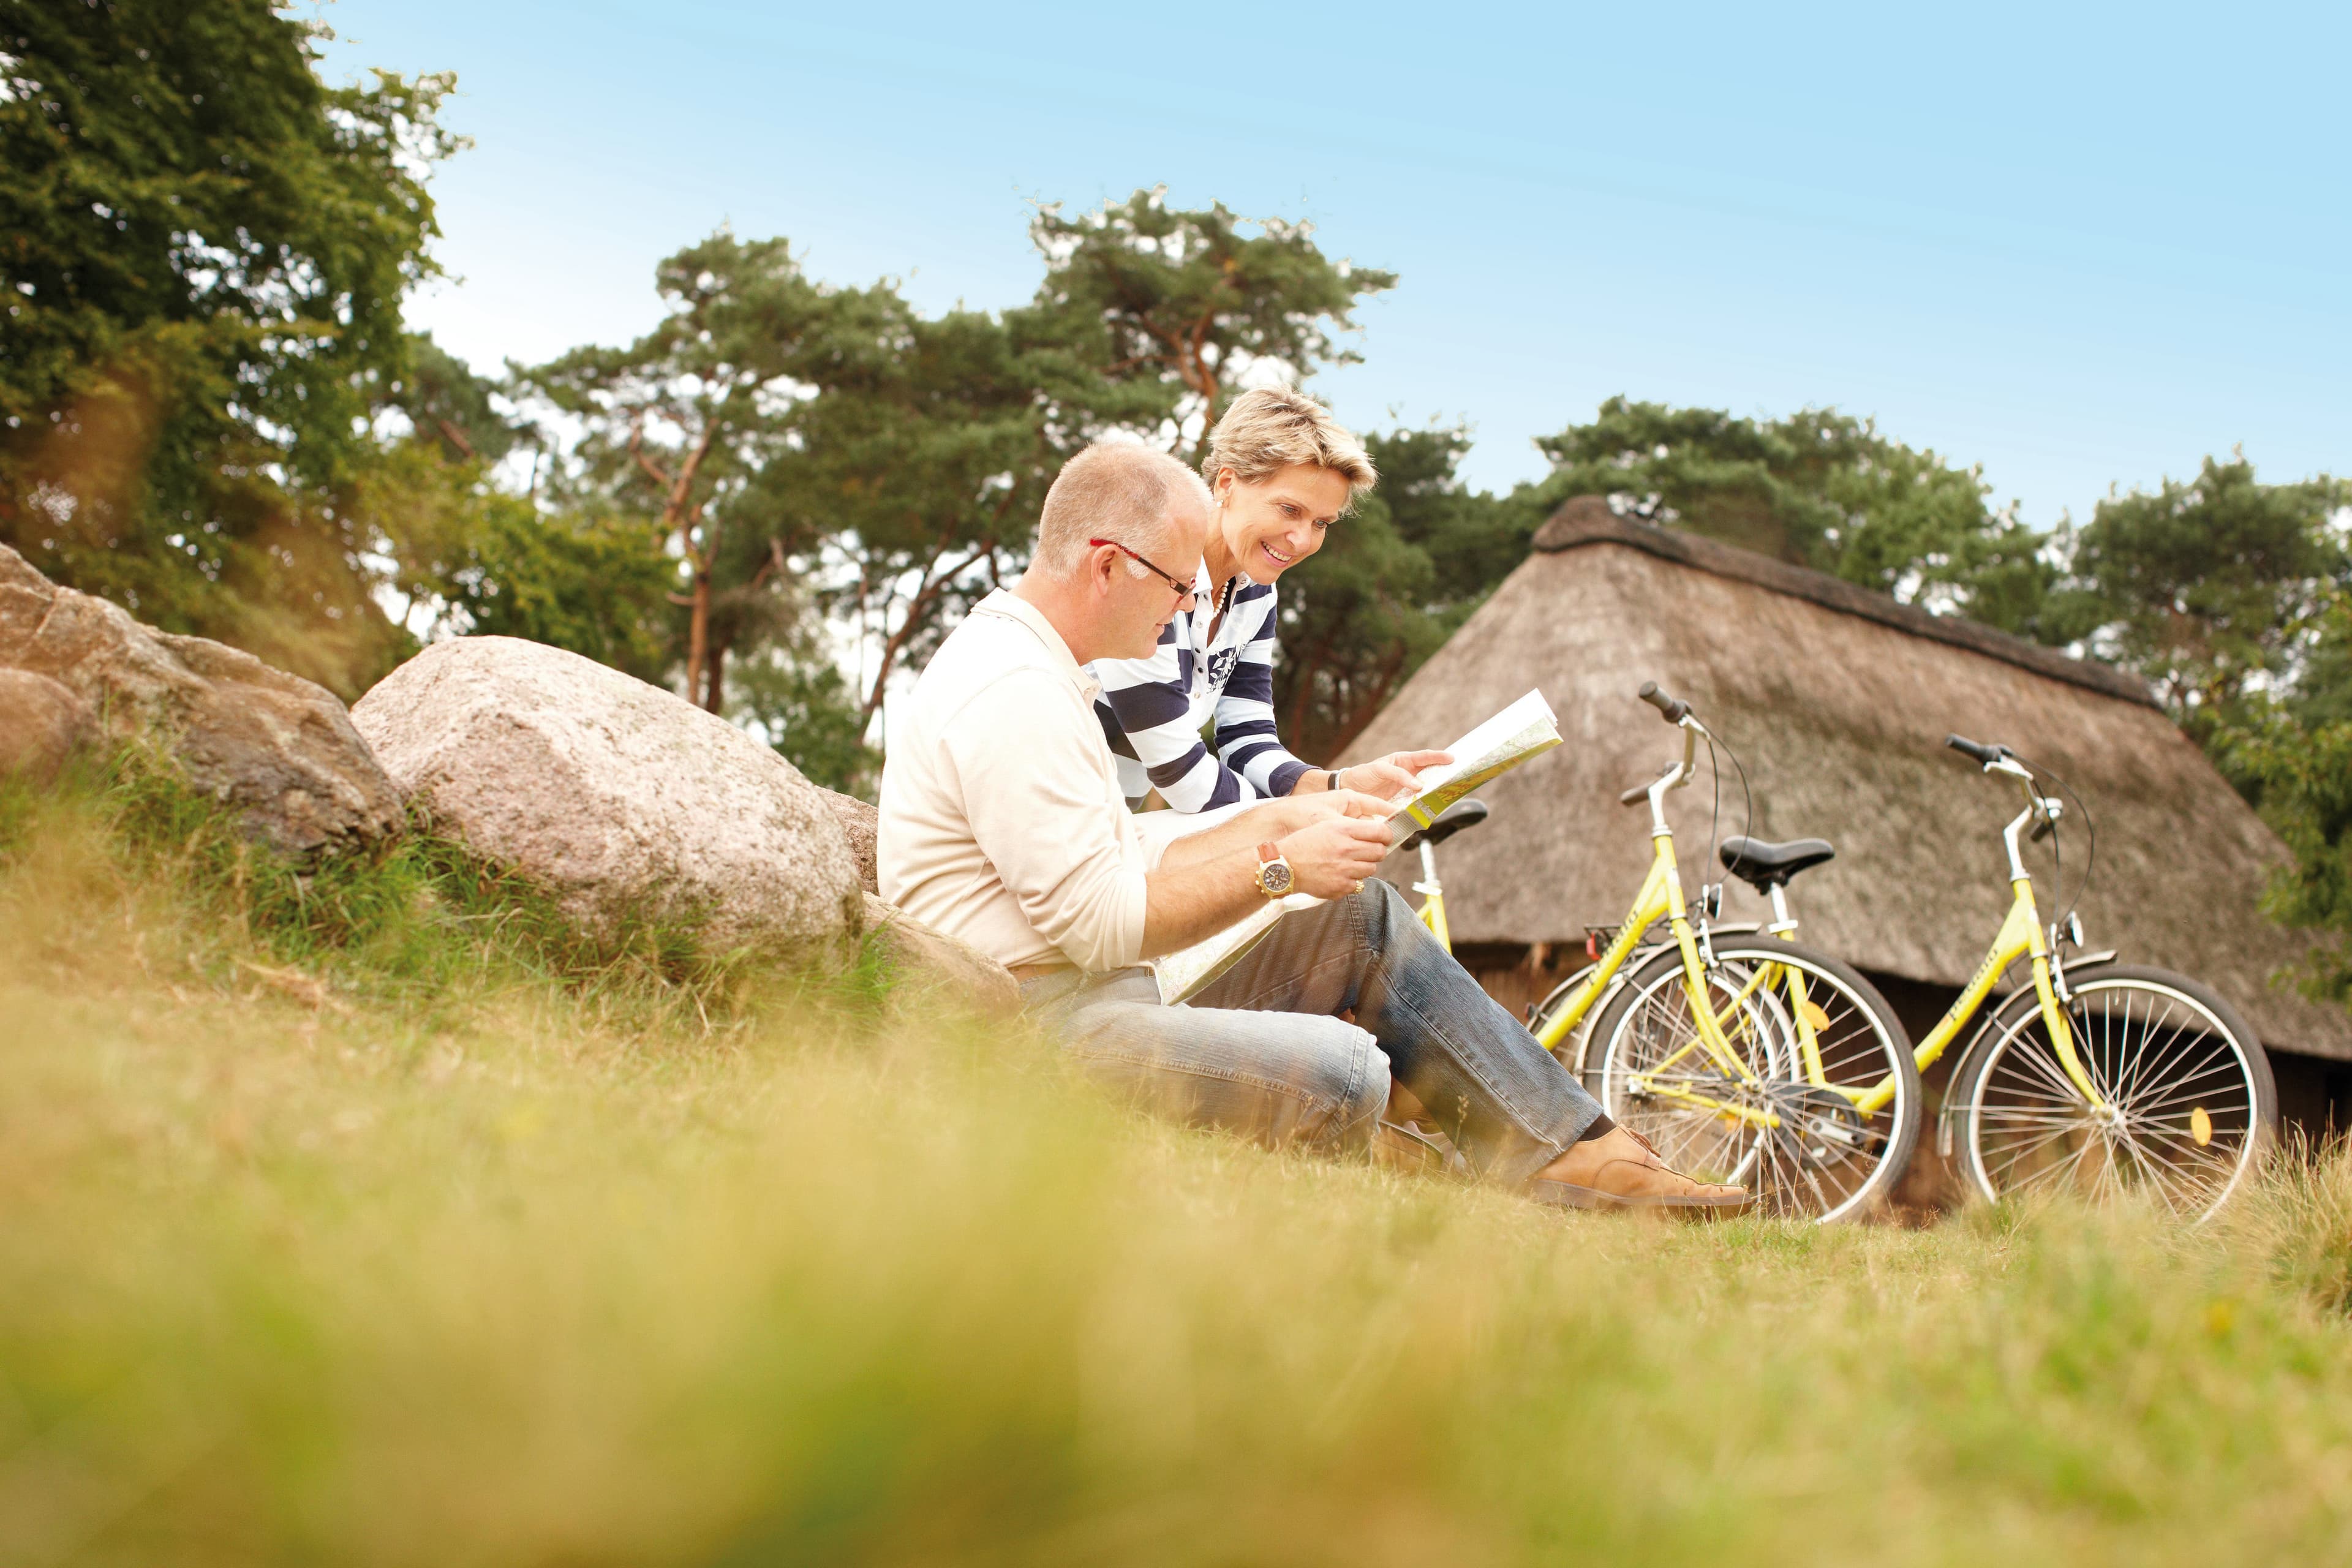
[7,756,2352,1566]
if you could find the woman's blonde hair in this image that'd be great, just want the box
[1200,386,1377,508]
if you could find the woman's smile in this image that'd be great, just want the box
[1212,462,1353,587]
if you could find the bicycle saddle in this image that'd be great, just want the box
[1718,835,1835,891]
[1396,798,1488,853]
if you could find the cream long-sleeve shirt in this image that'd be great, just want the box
[878,589,1223,974]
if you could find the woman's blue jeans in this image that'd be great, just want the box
[1025,881,1600,1185]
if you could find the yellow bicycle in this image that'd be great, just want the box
[1917,735,2277,1219]
[1404,696,2277,1222]
[1401,686,1921,1222]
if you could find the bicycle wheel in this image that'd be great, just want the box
[1948,963,2275,1222]
[1583,939,1921,1224]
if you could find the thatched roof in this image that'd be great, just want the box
[1343,497,2352,1061]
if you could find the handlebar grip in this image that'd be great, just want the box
[1638,681,1692,725]
[1945,734,2009,766]
[1619,782,1653,805]
[2029,816,2053,844]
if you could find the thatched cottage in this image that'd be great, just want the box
[1343,497,2352,1131]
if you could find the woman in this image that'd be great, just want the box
[1091,386,1448,813]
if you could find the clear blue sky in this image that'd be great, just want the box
[314,0,2348,528]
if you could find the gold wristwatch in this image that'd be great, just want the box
[1254,842,1295,899]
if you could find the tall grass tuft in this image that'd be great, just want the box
[7,758,2352,1564]
[2224,1129,2352,1317]
[0,742,880,1040]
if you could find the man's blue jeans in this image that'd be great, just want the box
[1027,881,1602,1185]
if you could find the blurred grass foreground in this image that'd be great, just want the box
[7,758,2352,1567]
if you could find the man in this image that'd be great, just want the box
[880,442,1743,1209]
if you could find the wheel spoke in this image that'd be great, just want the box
[1978,1115,2090,1169]
[2116,1062,2251,1119]
[2110,1000,2203,1104]
[2001,1131,2100,1199]
[1999,1032,2095,1108]
[2110,990,2190,1099]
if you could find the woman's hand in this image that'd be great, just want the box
[1330,750,1453,804]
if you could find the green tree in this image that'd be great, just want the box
[730,627,882,799]
[719,187,1399,734]
[2046,454,2351,733]
[0,0,456,695]
[2091,458,2352,1009]
[1271,425,1528,761]
[1023,188,1396,456]
[1519,398,2053,636]
[394,331,532,470]
[360,338,669,681]
[529,194,1398,741]
[747,306,1076,727]
[520,233,902,712]
[366,446,671,682]
[2225,600,2352,1006]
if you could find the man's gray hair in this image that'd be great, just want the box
[1031,442,1210,581]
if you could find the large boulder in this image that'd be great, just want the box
[352,636,865,952]
[0,545,402,854]
[0,669,92,783]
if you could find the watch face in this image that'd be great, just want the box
[1261,861,1294,895]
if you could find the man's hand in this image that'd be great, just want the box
[1152,789,1393,878]
[1276,813,1395,899]
[1269,788,1396,833]
[1141,797,1399,957]
[1314,750,1453,805]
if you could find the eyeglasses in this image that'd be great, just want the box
[1088,538,1197,608]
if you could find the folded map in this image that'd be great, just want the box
[1150,690,1562,1005]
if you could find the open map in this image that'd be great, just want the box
[1150,690,1562,1005]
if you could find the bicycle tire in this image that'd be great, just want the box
[1581,938,1922,1224]
[1946,962,2276,1223]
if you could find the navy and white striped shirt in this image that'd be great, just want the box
[1088,562,1313,812]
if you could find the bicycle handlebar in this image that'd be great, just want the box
[1619,761,1678,805]
[1945,734,2011,766]
[1638,681,1692,725]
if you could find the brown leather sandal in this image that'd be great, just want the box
[1529,1126,1750,1212]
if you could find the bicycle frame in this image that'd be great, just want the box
[1410,826,1670,1050]
[1411,717,1787,1129]
[1406,702,2113,1174]
[1881,763,2105,1114]
[1591,755,2108,1125]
